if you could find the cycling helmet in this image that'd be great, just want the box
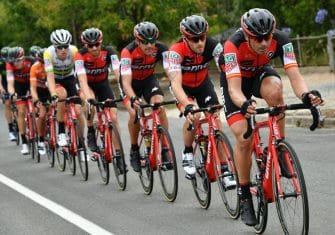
[35,47,46,60]
[50,29,72,46]
[180,15,208,37]
[1,46,10,60]
[133,21,159,40]
[241,8,276,36]
[29,45,41,57]
[81,28,103,44]
[8,47,24,63]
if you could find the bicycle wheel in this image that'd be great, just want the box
[96,130,110,184]
[109,124,127,190]
[250,151,268,234]
[56,146,67,172]
[32,117,40,163]
[214,131,239,218]
[13,118,20,146]
[77,136,88,181]
[157,126,178,202]
[192,138,211,209]
[138,131,154,195]
[67,127,76,176]
[274,141,309,235]
[46,143,55,168]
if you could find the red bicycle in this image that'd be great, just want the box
[242,103,321,234]
[56,96,88,181]
[187,105,239,216]
[17,94,39,162]
[88,98,127,190]
[135,100,178,202]
[9,98,20,146]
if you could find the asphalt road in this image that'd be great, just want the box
[0,106,334,235]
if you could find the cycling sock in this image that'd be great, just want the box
[8,123,14,132]
[240,182,252,200]
[183,146,193,153]
[58,122,65,134]
[21,134,27,144]
[131,144,139,151]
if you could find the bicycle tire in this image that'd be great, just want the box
[273,141,309,235]
[213,131,239,218]
[139,131,154,195]
[77,136,88,181]
[47,143,55,168]
[56,146,67,172]
[96,129,110,184]
[250,151,268,234]
[32,116,40,163]
[13,118,20,146]
[157,126,178,202]
[67,125,76,176]
[109,123,127,190]
[192,136,211,209]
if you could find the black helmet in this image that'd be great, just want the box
[133,21,159,40]
[81,28,103,44]
[35,47,46,60]
[29,45,41,57]
[241,8,276,36]
[180,15,208,37]
[1,46,10,60]
[8,47,24,63]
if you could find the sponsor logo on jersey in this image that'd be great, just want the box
[224,53,237,73]
[283,43,296,60]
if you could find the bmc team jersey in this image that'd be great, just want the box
[6,57,35,84]
[168,37,223,87]
[120,41,169,80]
[74,46,120,83]
[30,61,47,88]
[44,45,78,79]
[219,29,298,79]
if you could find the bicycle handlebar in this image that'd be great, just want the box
[86,98,124,120]
[185,105,223,131]
[243,103,322,139]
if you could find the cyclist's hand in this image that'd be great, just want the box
[87,98,95,105]
[130,96,141,109]
[183,103,195,124]
[302,90,324,107]
[240,99,256,118]
[10,93,17,102]
[51,93,58,101]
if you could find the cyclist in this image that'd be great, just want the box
[45,29,86,147]
[219,8,324,226]
[30,47,50,155]
[120,21,170,172]
[6,47,35,154]
[168,15,236,186]
[74,27,123,166]
[0,46,17,141]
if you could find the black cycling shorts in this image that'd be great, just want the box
[131,74,164,103]
[88,79,117,107]
[55,75,78,97]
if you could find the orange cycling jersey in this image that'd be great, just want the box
[168,37,222,87]
[219,29,298,79]
[30,61,47,88]
[120,41,168,80]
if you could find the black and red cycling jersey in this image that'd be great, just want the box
[6,57,35,84]
[75,46,120,83]
[120,41,168,80]
[219,29,298,79]
[168,37,222,87]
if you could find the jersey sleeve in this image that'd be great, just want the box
[74,52,86,75]
[120,48,132,76]
[212,42,223,71]
[29,62,38,83]
[222,40,241,79]
[275,31,298,70]
[167,44,183,73]
[43,48,54,73]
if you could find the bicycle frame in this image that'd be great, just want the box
[45,102,57,149]
[26,96,37,141]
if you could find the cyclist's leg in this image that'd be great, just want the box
[255,66,285,137]
[36,88,50,154]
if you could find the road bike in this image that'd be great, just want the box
[56,96,88,181]
[186,105,239,217]
[9,98,20,146]
[135,100,178,202]
[88,98,127,190]
[242,103,321,234]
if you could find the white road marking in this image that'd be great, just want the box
[0,173,114,235]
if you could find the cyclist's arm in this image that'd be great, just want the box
[0,75,4,94]
[285,66,308,99]
[29,64,39,101]
[226,77,248,108]
[110,54,120,83]
[74,54,93,100]
[44,51,57,96]
[6,66,15,95]
[120,55,135,99]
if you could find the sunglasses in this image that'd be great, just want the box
[87,42,101,48]
[9,57,24,64]
[249,34,273,43]
[56,45,69,50]
[186,34,206,43]
[140,38,156,45]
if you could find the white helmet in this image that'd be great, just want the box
[50,29,72,46]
